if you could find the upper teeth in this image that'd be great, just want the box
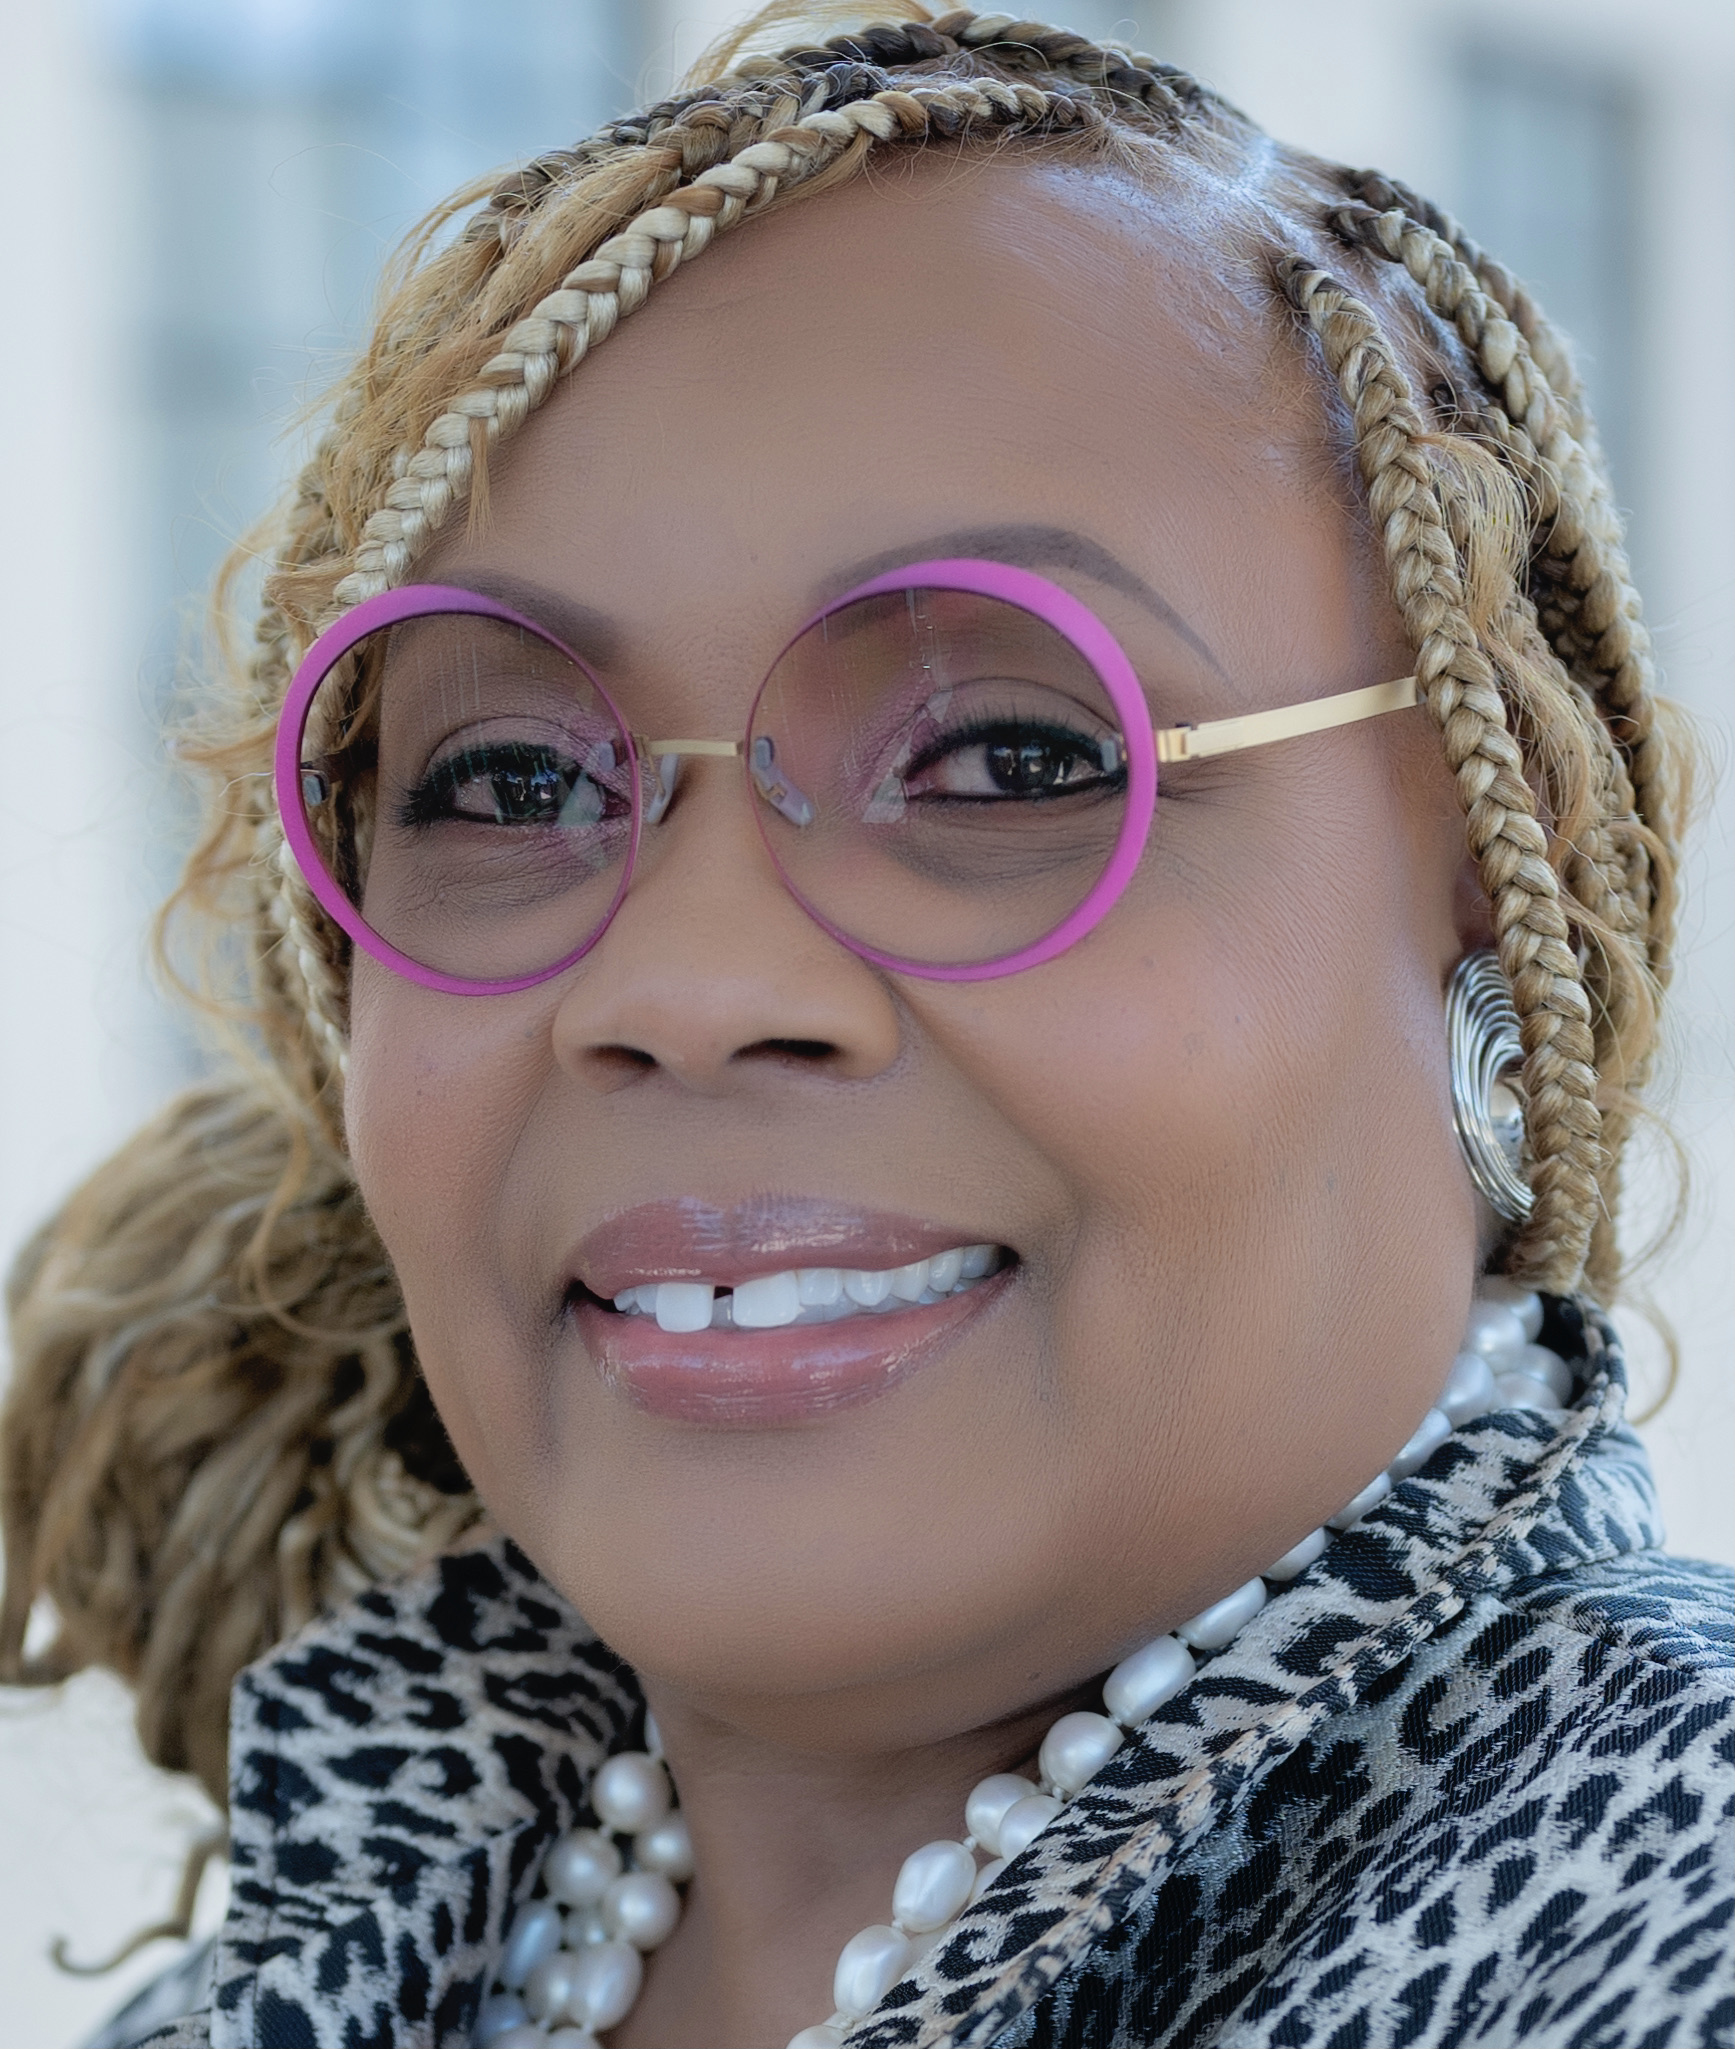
[613,1244,1001,1333]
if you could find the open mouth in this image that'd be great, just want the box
[566,1236,1015,1426]
[600,1243,1006,1332]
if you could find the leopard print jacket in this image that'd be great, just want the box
[130,1303,1731,2049]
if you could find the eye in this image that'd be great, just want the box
[402,738,627,829]
[899,715,1124,802]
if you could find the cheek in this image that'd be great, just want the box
[935,777,1437,1235]
[344,962,556,1480]
[914,749,1473,1539]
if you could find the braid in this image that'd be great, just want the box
[1322,188,1676,1294]
[462,12,1209,259]
[1335,169,1591,440]
[332,76,1098,614]
[1278,257,1604,1291]
[1324,198,1670,954]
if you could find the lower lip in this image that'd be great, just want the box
[574,1272,1011,1426]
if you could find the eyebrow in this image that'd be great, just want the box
[450,524,1221,677]
[444,570,625,669]
[822,524,1224,675]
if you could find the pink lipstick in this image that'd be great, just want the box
[566,1197,1012,1426]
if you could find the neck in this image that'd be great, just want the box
[611,1678,1091,2049]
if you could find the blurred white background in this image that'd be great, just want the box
[2,1,1729,2041]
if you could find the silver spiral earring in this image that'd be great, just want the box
[1447,950,1533,1222]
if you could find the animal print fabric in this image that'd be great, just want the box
[131,1302,1732,2049]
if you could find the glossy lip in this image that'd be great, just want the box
[565,1195,1015,1426]
[567,1194,1004,1297]
[574,1270,1012,1427]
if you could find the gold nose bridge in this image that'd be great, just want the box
[634,736,746,828]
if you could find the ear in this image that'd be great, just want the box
[1453,854,1496,953]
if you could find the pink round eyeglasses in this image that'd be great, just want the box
[274,558,1416,994]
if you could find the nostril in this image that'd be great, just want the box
[590,1045,659,1080]
[742,1037,839,1064]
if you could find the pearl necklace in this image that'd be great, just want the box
[477,1281,1567,2049]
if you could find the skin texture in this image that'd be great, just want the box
[345,155,1491,2047]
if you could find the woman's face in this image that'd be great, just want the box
[346,158,1481,1749]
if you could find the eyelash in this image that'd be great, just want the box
[901,713,1126,795]
[400,742,584,826]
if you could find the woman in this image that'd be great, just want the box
[4,8,1728,2047]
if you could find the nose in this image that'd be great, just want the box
[550,761,902,1093]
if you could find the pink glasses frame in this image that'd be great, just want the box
[273,558,1160,994]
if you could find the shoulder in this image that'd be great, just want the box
[1049,1546,1733,2049]
[1471,1545,1734,1793]
[1505,1545,1734,1672]
[1206,1547,1734,2046]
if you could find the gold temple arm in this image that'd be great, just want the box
[1154,676,1417,765]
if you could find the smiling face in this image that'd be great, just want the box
[343,155,1483,1751]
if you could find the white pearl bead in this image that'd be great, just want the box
[543,1826,623,1907]
[1495,1372,1561,1413]
[497,1899,563,1989]
[1388,1407,1452,1480]
[567,1939,645,2031]
[489,2027,547,2049]
[1103,1634,1195,1724]
[1438,1350,1498,1425]
[1514,1343,1573,1404]
[1328,1471,1393,1530]
[634,1812,695,1882]
[591,1751,671,1834]
[833,1924,914,2017]
[1177,1576,1267,1650]
[1038,1711,1124,1795]
[787,2025,849,2049]
[1477,1278,1543,1339]
[969,1855,1007,1905]
[964,1773,1037,1857]
[603,1870,682,1950]
[996,1792,1064,1862]
[891,1840,978,1932]
[1461,1299,1526,1367]
[1263,1528,1330,1583]
[548,2031,599,2049]
[474,1993,530,2047]
[524,1947,584,2022]
[564,1905,607,1948]
[642,1710,663,1757]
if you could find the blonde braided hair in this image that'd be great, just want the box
[1,3,1685,1808]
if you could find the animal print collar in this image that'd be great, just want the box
[211,1300,1657,2048]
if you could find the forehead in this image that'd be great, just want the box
[430,154,1354,680]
